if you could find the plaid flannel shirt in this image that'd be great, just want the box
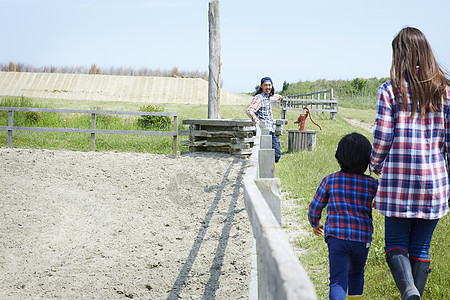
[308,171,378,243]
[246,92,274,132]
[370,80,450,219]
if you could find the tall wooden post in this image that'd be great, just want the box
[208,0,221,119]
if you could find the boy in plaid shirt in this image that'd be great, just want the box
[308,133,378,300]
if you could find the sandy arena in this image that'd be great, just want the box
[0,148,253,299]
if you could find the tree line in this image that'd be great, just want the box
[280,77,390,99]
[1,61,208,80]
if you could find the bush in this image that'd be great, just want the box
[24,111,41,125]
[282,77,390,99]
[0,96,43,126]
[137,105,172,130]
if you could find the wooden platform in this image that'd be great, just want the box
[179,119,256,155]
[179,119,287,156]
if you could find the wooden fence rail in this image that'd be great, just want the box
[244,125,317,300]
[280,89,338,120]
[0,107,178,155]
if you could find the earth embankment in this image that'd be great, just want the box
[0,72,252,105]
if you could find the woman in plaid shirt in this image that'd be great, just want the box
[308,133,378,300]
[370,27,450,299]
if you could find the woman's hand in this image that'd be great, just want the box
[312,223,324,236]
[373,169,382,176]
[370,165,382,176]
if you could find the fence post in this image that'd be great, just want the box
[281,108,286,120]
[91,113,96,151]
[208,0,221,119]
[281,99,287,119]
[260,133,272,150]
[254,178,282,226]
[330,88,337,121]
[259,124,274,178]
[260,125,269,136]
[173,115,178,156]
[259,149,274,178]
[7,110,13,148]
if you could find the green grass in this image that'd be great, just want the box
[0,96,250,153]
[338,95,377,110]
[0,96,448,299]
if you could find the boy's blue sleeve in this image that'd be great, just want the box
[308,177,329,228]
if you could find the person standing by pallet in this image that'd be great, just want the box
[246,76,283,163]
[370,27,450,299]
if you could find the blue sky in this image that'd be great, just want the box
[1,0,450,93]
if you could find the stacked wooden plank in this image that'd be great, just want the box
[179,119,256,156]
[179,119,288,156]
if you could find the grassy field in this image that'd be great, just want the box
[0,96,251,153]
[1,96,448,299]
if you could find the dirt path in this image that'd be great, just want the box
[342,117,374,133]
[0,149,252,299]
[280,192,311,258]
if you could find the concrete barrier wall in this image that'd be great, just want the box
[0,72,252,106]
[244,127,317,300]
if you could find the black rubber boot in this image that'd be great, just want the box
[386,249,421,300]
[410,259,431,297]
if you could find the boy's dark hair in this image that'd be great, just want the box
[335,132,372,174]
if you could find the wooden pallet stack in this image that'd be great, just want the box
[179,119,255,156]
[179,119,287,156]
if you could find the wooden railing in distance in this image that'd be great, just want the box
[0,107,178,155]
[280,89,338,120]
[244,125,317,300]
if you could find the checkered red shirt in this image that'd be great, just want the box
[308,171,378,243]
[370,80,450,219]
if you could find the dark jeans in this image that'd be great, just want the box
[385,217,439,261]
[270,131,281,163]
[327,236,370,299]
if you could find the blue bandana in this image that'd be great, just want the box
[260,77,273,85]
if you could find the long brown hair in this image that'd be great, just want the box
[390,27,449,117]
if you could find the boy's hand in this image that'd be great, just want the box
[312,223,324,236]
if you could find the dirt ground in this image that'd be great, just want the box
[0,148,253,299]
[342,117,374,133]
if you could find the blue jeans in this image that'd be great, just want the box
[327,237,370,299]
[385,217,439,261]
[270,132,281,163]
